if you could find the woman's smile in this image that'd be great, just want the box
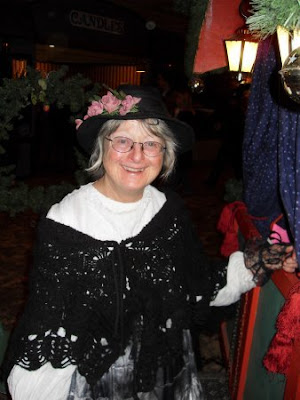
[122,165,146,173]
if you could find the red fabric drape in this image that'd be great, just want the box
[264,282,300,375]
[217,201,247,257]
[193,0,243,74]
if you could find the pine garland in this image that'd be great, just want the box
[247,0,300,38]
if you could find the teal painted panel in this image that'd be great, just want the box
[244,280,286,400]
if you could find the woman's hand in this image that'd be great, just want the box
[282,246,298,273]
[244,240,297,285]
[262,243,294,271]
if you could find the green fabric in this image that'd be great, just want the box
[244,280,285,399]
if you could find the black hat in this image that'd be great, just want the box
[76,85,195,155]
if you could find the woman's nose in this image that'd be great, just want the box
[129,142,144,161]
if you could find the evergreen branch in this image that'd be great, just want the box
[247,0,300,38]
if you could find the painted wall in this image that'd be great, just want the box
[193,0,244,74]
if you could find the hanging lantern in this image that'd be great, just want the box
[225,26,258,81]
[277,26,300,66]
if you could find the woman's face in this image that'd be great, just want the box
[100,120,165,202]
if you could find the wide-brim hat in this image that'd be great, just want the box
[76,85,195,155]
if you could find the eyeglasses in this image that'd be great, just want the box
[105,136,166,157]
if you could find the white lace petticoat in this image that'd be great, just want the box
[66,330,204,400]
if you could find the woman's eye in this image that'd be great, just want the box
[145,141,157,148]
[117,137,130,145]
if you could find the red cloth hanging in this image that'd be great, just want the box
[193,0,243,74]
[263,282,300,374]
[217,201,247,257]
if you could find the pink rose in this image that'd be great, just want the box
[119,105,129,116]
[119,95,141,115]
[131,96,141,105]
[101,92,121,113]
[87,100,104,117]
[75,119,83,130]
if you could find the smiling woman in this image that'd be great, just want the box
[3,85,297,400]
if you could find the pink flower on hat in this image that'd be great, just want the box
[87,100,104,117]
[102,92,121,113]
[75,89,141,130]
[119,95,141,115]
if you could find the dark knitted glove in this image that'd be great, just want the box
[243,238,293,286]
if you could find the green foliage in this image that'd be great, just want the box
[0,77,31,153]
[0,66,103,216]
[0,166,77,216]
[224,179,244,203]
[247,0,300,38]
[39,66,101,113]
[0,66,101,151]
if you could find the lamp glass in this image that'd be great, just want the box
[277,26,291,65]
[277,26,300,66]
[292,30,300,52]
[225,40,242,72]
[241,41,258,72]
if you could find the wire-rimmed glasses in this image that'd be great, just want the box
[105,136,166,157]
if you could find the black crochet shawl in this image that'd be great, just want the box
[4,190,227,393]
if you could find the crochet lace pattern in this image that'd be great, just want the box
[243,237,292,286]
[3,191,227,393]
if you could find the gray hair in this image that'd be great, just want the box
[86,119,177,180]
